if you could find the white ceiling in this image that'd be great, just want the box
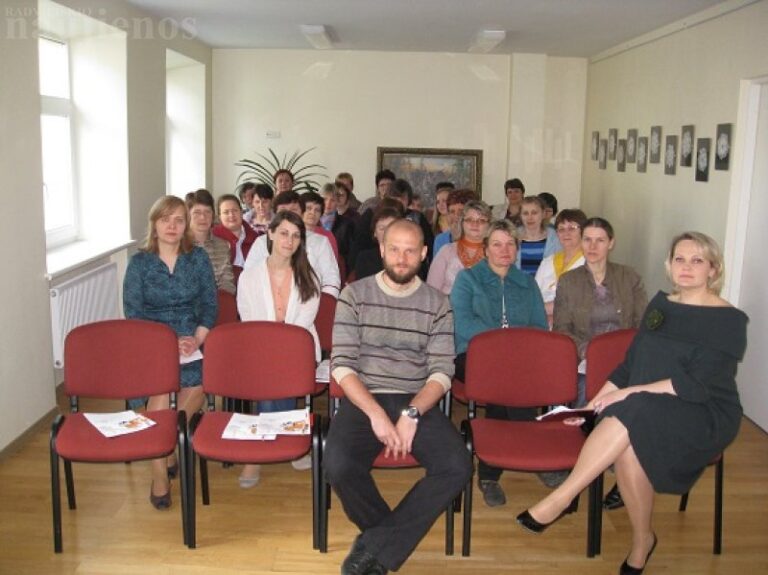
[125,0,727,57]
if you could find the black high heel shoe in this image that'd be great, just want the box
[166,461,179,480]
[516,497,579,534]
[603,483,625,510]
[149,481,171,510]
[619,533,657,575]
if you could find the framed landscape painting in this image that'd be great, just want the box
[377,147,483,207]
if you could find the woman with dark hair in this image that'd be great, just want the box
[244,183,274,235]
[212,193,258,285]
[186,189,236,294]
[123,195,217,510]
[519,232,748,575]
[236,210,321,486]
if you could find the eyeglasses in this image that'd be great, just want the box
[556,224,581,233]
[464,217,489,225]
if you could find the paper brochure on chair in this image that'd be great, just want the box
[222,408,311,440]
[84,411,157,438]
[536,405,595,423]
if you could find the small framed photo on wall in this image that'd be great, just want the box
[627,129,638,163]
[696,138,711,182]
[617,139,626,172]
[608,129,618,160]
[680,125,695,167]
[637,136,648,173]
[591,131,599,160]
[715,124,732,170]
[665,135,678,175]
[598,139,607,169]
[649,126,662,163]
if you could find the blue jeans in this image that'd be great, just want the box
[257,399,296,412]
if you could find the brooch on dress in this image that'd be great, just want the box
[645,308,664,330]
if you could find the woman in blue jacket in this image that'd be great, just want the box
[451,219,547,508]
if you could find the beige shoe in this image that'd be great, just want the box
[238,464,261,488]
[291,454,312,471]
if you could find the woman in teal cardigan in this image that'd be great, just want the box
[451,219,547,507]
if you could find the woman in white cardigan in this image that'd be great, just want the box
[236,210,321,487]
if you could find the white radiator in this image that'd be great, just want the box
[49,262,120,368]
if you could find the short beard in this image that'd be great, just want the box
[383,263,419,285]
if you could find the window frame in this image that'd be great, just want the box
[39,35,80,248]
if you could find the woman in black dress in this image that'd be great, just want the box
[517,231,748,574]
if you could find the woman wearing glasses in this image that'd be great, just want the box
[535,209,588,327]
[427,200,491,295]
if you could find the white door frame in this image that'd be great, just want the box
[723,75,768,304]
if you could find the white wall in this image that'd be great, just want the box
[581,0,768,293]
[212,49,586,209]
[0,0,58,451]
[0,0,212,452]
[166,51,207,197]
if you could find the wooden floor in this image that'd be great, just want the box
[1,393,767,575]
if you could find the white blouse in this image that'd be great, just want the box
[237,259,321,362]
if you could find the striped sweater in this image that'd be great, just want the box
[331,272,454,394]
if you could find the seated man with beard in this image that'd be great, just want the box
[324,219,472,575]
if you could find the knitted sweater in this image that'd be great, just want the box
[331,272,454,394]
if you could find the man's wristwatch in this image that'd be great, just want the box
[401,405,420,422]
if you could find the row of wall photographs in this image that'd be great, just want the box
[591,124,732,182]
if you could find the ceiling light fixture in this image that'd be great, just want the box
[469,30,506,54]
[300,24,333,50]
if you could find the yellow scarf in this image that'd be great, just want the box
[553,250,583,278]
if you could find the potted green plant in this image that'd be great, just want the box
[235,147,327,192]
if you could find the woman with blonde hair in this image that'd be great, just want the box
[519,231,748,575]
[123,195,218,509]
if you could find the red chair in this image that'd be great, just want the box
[215,289,239,326]
[318,377,457,555]
[461,327,600,557]
[584,328,638,401]
[586,329,726,554]
[308,293,336,413]
[50,319,186,552]
[186,321,321,549]
[583,328,637,555]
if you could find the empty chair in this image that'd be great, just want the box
[185,321,321,548]
[50,319,187,552]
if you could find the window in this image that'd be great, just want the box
[39,36,78,246]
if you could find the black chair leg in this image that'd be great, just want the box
[311,418,322,551]
[200,458,210,506]
[445,501,454,555]
[679,491,690,511]
[64,460,76,509]
[50,449,63,553]
[714,456,723,555]
[177,419,189,547]
[187,449,197,549]
[461,475,473,556]
[587,473,603,557]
